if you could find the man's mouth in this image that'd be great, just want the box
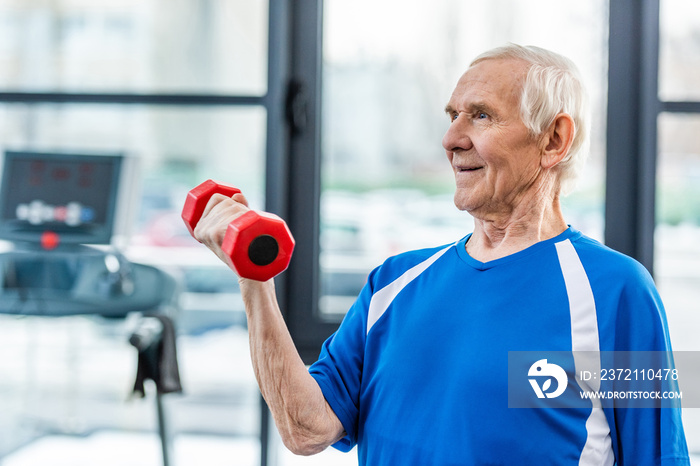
[456,166,483,172]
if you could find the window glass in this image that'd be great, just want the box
[0,0,268,95]
[659,0,700,101]
[0,104,266,465]
[320,0,609,318]
[655,113,700,453]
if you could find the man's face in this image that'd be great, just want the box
[442,58,544,217]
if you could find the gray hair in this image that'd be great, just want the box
[471,44,590,195]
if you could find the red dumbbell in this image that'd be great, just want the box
[182,179,295,281]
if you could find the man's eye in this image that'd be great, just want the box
[451,113,459,121]
[477,112,488,119]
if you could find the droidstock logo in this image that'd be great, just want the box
[528,359,568,399]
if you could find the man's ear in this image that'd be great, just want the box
[540,113,575,169]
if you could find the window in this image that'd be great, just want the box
[0,2,269,465]
[656,113,700,351]
[656,1,700,452]
[0,0,268,94]
[659,0,700,101]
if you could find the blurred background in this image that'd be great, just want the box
[0,0,697,465]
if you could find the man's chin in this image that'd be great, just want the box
[453,191,479,213]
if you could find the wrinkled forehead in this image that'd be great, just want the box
[466,56,529,83]
[449,58,528,108]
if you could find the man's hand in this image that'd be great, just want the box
[193,192,251,273]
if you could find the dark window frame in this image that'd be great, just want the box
[605,0,700,274]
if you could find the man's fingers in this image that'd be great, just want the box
[231,192,249,207]
[200,193,240,218]
[194,193,250,246]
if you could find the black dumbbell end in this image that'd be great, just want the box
[247,235,279,266]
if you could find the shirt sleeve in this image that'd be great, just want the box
[308,268,375,452]
[605,262,690,465]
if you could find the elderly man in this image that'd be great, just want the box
[194,44,689,465]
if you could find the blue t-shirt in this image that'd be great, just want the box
[309,227,689,465]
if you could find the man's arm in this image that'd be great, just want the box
[607,260,690,465]
[194,193,345,455]
[241,278,345,455]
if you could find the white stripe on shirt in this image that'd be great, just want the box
[555,239,615,466]
[366,244,454,335]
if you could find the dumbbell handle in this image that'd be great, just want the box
[181,180,241,237]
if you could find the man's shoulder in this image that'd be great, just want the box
[369,240,460,288]
[568,232,652,283]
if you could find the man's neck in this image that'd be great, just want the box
[466,195,567,263]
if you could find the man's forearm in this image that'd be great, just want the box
[239,278,344,455]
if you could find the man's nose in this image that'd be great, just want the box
[441,117,473,153]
